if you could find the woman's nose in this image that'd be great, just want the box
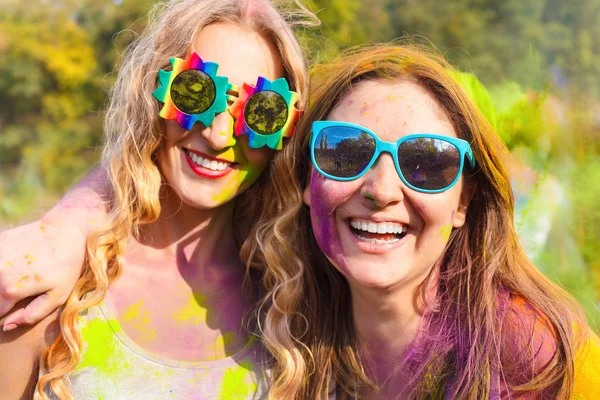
[200,111,237,150]
[359,153,405,209]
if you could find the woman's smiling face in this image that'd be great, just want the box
[303,80,475,291]
[156,22,283,210]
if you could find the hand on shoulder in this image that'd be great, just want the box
[0,167,108,331]
[0,218,86,331]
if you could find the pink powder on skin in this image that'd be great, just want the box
[308,170,349,270]
[360,101,369,116]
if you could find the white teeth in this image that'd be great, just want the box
[357,236,400,244]
[350,218,407,235]
[366,222,376,233]
[185,149,231,172]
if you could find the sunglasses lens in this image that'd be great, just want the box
[398,138,461,190]
[170,69,216,114]
[244,90,288,135]
[313,126,376,178]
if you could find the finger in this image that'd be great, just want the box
[0,274,53,312]
[0,296,17,319]
[3,293,57,331]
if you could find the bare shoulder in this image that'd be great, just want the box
[0,300,60,400]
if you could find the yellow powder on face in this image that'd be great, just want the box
[219,147,236,160]
[360,101,369,116]
[212,174,243,203]
[385,95,403,102]
[211,164,262,203]
[440,225,452,241]
[218,119,236,139]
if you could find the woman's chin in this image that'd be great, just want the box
[333,261,405,292]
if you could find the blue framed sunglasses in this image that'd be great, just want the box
[310,121,476,193]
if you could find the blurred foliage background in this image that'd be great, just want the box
[1,0,599,327]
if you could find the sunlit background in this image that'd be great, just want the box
[1,0,599,328]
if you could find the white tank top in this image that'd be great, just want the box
[41,304,270,399]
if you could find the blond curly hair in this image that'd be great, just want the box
[36,0,312,398]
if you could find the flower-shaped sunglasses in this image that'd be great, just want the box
[153,52,302,150]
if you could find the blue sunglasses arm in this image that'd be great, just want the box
[455,140,476,169]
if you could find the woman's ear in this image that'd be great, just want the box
[303,184,311,207]
[452,180,477,228]
[303,166,314,206]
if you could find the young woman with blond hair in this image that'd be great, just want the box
[0,0,311,398]
[251,45,600,399]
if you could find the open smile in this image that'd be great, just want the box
[182,148,237,178]
[346,217,410,253]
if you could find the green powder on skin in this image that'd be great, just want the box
[211,164,262,203]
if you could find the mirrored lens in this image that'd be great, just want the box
[313,126,376,178]
[170,69,216,114]
[398,138,461,190]
[244,91,288,135]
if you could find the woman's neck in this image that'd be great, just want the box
[137,187,238,266]
[103,189,255,362]
[351,282,429,398]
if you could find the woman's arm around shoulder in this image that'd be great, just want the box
[0,299,60,400]
[0,167,109,331]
